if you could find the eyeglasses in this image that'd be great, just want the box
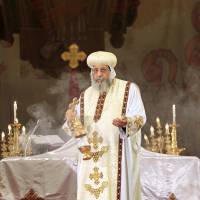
[92,67,109,73]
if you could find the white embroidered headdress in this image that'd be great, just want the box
[87,51,117,79]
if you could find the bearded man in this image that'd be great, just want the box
[63,51,146,200]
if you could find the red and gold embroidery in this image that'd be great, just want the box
[116,81,131,200]
[93,92,107,122]
[80,91,85,125]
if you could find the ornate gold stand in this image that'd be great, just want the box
[1,121,31,158]
[1,101,31,158]
[166,123,185,155]
[144,118,185,155]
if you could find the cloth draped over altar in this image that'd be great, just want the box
[0,138,200,200]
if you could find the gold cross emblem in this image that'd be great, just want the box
[88,131,103,150]
[61,43,86,69]
[89,167,103,185]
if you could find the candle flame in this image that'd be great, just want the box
[8,125,11,131]
[1,131,5,140]
[144,134,148,140]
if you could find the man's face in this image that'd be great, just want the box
[91,64,111,84]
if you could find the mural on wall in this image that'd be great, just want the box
[137,1,200,157]
[142,49,177,86]
[184,1,200,97]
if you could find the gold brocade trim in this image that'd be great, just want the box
[116,81,131,200]
[127,115,144,133]
[89,167,103,185]
[85,181,108,199]
[91,146,109,162]
[80,91,85,125]
[85,131,108,197]
[121,81,131,116]
[88,131,103,150]
[87,131,109,162]
[93,92,107,122]
[133,115,144,129]
[116,139,123,200]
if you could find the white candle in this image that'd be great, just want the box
[8,125,11,135]
[14,101,17,122]
[165,123,169,134]
[150,126,155,137]
[156,117,161,127]
[1,131,5,141]
[144,134,149,145]
[172,104,176,124]
[22,126,26,135]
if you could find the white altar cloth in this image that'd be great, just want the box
[0,138,200,200]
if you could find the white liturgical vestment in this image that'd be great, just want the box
[63,78,146,200]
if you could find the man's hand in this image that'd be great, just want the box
[65,109,76,121]
[112,117,127,128]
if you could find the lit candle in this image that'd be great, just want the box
[150,126,155,137]
[144,134,149,145]
[8,125,11,135]
[172,104,176,124]
[22,126,26,135]
[1,131,5,141]
[156,117,161,127]
[14,101,17,122]
[165,123,169,134]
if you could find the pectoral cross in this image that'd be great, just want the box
[61,43,86,69]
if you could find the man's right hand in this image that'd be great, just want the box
[65,109,76,121]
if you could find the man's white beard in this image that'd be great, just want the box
[91,74,112,94]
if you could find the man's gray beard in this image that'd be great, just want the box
[91,75,112,94]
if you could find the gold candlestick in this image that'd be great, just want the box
[7,133,14,157]
[156,117,164,153]
[149,126,158,152]
[144,134,151,151]
[11,121,22,155]
[1,132,8,158]
[168,123,185,155]
[0,102,32,158]
[1,141,9,158]
[164,123,172,154]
